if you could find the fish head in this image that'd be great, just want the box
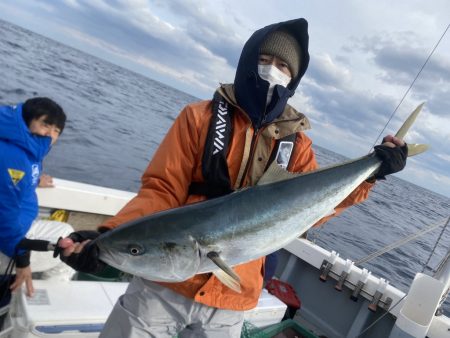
[95,227,201,282]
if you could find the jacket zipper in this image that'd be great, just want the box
[237,102,270,188]
[238,126,261,188]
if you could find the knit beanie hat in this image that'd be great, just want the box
[259,30,301,78]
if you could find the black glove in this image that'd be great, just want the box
[67,230,102,242]
[53,230,101,258]
[56,230,106,274]
[373,143,408,180]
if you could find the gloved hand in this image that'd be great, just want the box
[56,230,107,274]
[372,139,408,180]
[53,230,101,258]
[67,230,102,242]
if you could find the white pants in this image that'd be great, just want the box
[0,220,75,280]
[100,277,244,338]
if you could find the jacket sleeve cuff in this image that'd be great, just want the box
[15,251,31,268]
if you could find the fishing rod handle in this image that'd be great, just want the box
[17,238,56,252]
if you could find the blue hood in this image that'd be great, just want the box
[234,18,310,128]
[0,103,51,161]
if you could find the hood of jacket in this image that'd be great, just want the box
[218,83,311,134]
[0,103,51,161]
[234,18,309,129]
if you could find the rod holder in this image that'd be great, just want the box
[368,278,388,312]
[368,290,383,312]
[319,251,338,282]
[350,268,371,301]
[383,297,393,311]
[335,259,353,291]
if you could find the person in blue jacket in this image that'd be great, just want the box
[0,97,71,297]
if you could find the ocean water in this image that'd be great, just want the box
[1,19,449,315]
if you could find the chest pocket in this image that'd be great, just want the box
[267,133,297,170]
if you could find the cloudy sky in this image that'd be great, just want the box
[0,0,449,197]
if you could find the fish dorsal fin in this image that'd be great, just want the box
[207,252,241,293]
[257,161,301,186]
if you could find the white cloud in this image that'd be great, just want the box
[308,53,352,89]
[62,0,81,9]
[35,2,55,13]
[436,152,450,164]
[61,26,231,93]
[403,163,450,195]
[422,113,450,140]
[118,2,177,37]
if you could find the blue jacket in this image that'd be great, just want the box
[0,104,51,257]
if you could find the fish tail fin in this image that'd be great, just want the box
[394,102,429,157]
[407,143,429,157]
[207,251,242,293]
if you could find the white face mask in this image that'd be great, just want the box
[258,64,292,105]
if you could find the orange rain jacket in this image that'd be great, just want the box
[99,84,374,311]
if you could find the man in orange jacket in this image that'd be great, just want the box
[58,18,407,337]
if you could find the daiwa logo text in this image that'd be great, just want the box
[31,164,40,185]
[213,101,228,155]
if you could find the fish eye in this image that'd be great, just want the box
[127,244,145,256]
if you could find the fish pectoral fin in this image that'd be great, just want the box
[207,252,241,293]
[212,270,242,293]
[207,252,240,281]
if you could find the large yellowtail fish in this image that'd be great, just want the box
[94,104,428,292]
